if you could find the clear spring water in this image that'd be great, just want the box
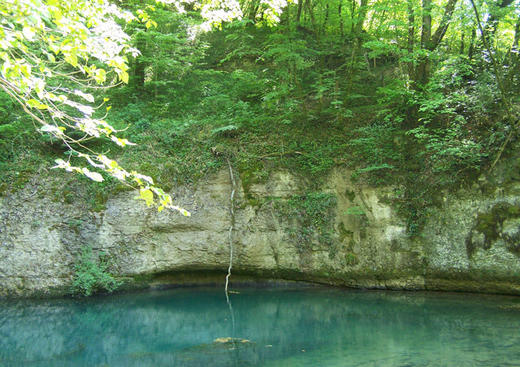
[1,286,520,367]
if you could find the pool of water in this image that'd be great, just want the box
[1,286,520,366]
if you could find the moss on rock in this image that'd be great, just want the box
[466,202,520,257]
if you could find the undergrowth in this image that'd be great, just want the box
[71,245,121,297]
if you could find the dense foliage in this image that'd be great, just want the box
[72,245,120,296]
[2,0,520,234]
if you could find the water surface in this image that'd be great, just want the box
[1,287,520,366]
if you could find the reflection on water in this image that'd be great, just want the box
[1,287,520,366]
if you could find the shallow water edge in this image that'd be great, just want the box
[3,270,520,300]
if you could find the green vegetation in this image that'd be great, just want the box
[467,202,520,256]
[2,0,520,235]
[275,192,337,255]
[72,246,121,297]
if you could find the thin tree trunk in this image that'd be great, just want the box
[339,1,344,37]
[296,0,303,24]
[251,1,261,21]
[133,30,146,92]
[281,1,290,25]
[416,0,432,85]
[420,0,432,49]
[354,0,368,37]
[513,15,520,49]
[505,13,520,65]
[468,27,476,59]
[322,3,329,34]
[469,0,508,104]
[351,0,356,34]
[407,0,415,81]
[304,0,317,33]
[504,14,520,96]
[429,0,458,50]
[415,0,458,86]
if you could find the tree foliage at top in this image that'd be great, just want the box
[0,0,256,213]
[1,0,520,230]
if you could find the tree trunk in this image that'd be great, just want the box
[322,3,329,34]
[468,27,476,59]
[339,2,344,37]
[351,0,356,34]
[416,0,432,85]
[133,31,146,92]
[429,0,457,49]
[354,0,368,37]
[304,0,317,33]
[505,12,520,63]
[407,0,415,81]
[249,1,260,21]
[420,0,432,49]
[296,0,303,24]
[415,0,458,86]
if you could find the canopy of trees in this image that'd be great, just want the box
[1,0,519,228]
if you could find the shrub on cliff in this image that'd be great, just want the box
[72,246,121,297]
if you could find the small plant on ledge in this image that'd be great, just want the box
[71,245,121,297]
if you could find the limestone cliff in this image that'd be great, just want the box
[1,166,520,297]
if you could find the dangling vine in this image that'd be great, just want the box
[225,156,236,303]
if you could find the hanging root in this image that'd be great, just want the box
[225,157,236,302]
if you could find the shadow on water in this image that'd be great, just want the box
[1,287,520,366]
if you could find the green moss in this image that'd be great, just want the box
[130,273,155,283]
[344,252,358,266]
[274,191,337,255]
[66,218,83,234]
[240,169,254,197]
[337,222,353,243]
[467,202,520,257]
[238,160,268,206]
[89,192,109,212]
[344,189,356,202]
[11,170,33,191]
[63,190,74,204]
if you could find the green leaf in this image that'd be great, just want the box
[26,99,48,110]
[119,70,129,84]
[65,52,78,67]
[138,188,154,207]
[95,69,107,84]
[82,168,104,182]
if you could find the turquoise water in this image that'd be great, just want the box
[1,287,520,366]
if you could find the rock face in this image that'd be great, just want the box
[1,166,520,297]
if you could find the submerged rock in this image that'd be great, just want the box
[213,337,253,345]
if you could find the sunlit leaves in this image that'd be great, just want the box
[0,0,286,215]
[0,0,188,213]
[26,99,48,110]
[82,168,104,182]
[110,136,136,147]
[138,188,155,207]
[258,0,295,25]
[198,0,243,30]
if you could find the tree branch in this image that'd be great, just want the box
[429,0,458,50]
